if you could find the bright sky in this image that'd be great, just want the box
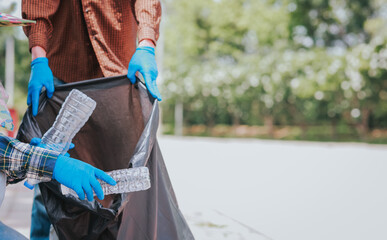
[0,0,27,39]
[0,0,21,17]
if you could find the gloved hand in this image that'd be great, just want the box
[30,137,74,157]
[53,155,116,201]
[28,57,54,116]
[30,138,116,201]
[127,46,162,101]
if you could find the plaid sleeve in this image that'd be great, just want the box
[0,134,59,182]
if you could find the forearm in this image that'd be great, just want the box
[135,0,162,45]
[22,0,60,51]
[31,46,47,61]
[139,39,156,48]
[0,135,59,182]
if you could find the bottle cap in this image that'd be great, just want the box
[24,181,34,190]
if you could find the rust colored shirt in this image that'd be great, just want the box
[22,0,161,83]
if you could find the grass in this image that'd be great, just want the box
[162,124,387,144]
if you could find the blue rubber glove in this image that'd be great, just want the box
[30,138,74,157]
[30,138,116,201]
[127,46,162,101]
[28,57,54,116]
[53,155,116,201]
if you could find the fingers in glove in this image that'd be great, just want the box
[69,143,75,150]
[27,90,32,106]
[149,82,162,101]
[90,177,104,200]
[127,63,140,84]
[82,181,94,201]
[44,80,55,99]
[31,88,41,116]
[74,185,85,201]
[30,138,41,146]
[143,73,162,101]
[95,169,116,186]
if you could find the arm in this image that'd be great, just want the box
[31,46,47,61]
[1,135,116,201]
[134,0,162,46]
[30,138,117,201]
[22,0,60,52]
[0,134,58,182]
[22,0,57,116]
[128,0,162,101]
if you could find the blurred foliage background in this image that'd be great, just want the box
[1,0,387,143]
[0,3,31,116]
[161,0,387,143]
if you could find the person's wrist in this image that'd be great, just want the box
[31,46,47,61]
[31,57,49,67]
[138,39,155,48]
[52,155,65,180]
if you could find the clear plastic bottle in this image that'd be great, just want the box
[24,89,151,197]
[24,89,96,189]
[61,166,151,197]
[40,89,97,154]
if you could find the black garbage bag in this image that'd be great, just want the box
[16,75,194,240]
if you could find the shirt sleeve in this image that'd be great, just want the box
[0,134,59,182]
[21,0,61,51]
[134,0,162,45]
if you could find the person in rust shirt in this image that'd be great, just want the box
[22,0,162,115]
[22,1,162,239]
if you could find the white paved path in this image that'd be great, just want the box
[160,136,387,240]
[1,136,387,240]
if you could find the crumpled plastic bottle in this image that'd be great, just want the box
[24,89,96,189]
